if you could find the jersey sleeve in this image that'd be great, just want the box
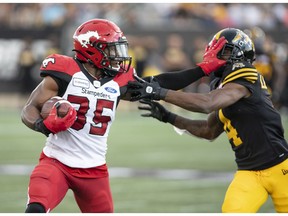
[40,54,80,96]
[40,54,79,83]
[153,66,205,90]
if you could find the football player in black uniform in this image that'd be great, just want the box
[127,28,288,213]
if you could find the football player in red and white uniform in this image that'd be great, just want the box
[21,18,226,213]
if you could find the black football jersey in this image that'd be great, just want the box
[215,61,288,170]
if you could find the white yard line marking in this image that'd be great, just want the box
[0,165,234,181]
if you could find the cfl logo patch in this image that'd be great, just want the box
[42,57,55,68]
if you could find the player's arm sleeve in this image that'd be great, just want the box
[40,71,71,97]
[143,66,205,90]
[230,78,255,94]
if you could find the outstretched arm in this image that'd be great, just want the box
[138,100,223,140]
[148,67,205,90]
[163,82,250,114]
[142,37,227,90]
[128,37,228,101]
[173,111,224,140]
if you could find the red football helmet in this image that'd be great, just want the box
[73,19,132,77]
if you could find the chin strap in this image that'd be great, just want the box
[103,68,118,77]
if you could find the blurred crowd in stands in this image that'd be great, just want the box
[1,3,288,113]
[1,3,288,30]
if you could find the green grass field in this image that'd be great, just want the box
[1,105,287,213]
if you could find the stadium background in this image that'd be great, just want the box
[0,2,288,213]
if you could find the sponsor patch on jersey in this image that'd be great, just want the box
[72,78,90,88]
[104,87,117,94]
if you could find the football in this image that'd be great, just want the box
[40,96,73,119]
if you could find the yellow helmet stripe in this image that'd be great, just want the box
[214,29,225,40]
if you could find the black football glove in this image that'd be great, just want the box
[127,76,168,102]
[138,99,176,124]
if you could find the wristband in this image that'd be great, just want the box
[154,87,168,100]
[34,118,51,137]
[195,66,206,77]
[166,112,177,124]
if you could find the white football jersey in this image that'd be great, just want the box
[40,54,135,168]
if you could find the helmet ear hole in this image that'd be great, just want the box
[95,43,104,49]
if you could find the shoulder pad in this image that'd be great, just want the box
[40,54,80,76]
[113,66,136,87]
[221,61,258,86]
